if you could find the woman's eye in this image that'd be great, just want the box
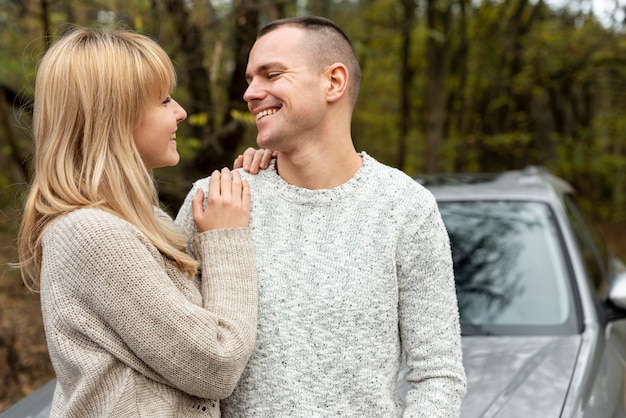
[162,97,172,104]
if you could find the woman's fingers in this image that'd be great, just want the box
[260,149,276,168]
[220,167,233,201]
[230,170,250,211]
[193,169,250,232]
[233,147,275,173]
[207,169,222,203]
[191,187,205,227]
[241,173,251,213]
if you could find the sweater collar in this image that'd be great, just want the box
[259,152,374,205]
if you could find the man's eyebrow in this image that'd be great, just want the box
[246,63,283,83]
[247,62,285,77]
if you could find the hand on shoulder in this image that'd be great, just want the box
[191,168,250,232]
[233,147,276,174]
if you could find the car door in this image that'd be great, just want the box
[562,195,626,418]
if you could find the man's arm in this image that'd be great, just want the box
[397,194,467,417]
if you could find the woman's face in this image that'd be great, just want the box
[133,95,187,170]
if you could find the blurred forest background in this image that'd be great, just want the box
[2,0,626,411]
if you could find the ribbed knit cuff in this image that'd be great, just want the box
[192,227,258,317]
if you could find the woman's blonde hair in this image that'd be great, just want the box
[17,26,198,289]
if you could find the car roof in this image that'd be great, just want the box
[414,165,575,202]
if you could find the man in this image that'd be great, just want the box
[176,16,466,416]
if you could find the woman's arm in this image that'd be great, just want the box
[42,208,257,399]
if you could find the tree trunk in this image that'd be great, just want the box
[424,0,450,173]
[397,0,417,171]
[165,0,216,167]
[0,87,30,182]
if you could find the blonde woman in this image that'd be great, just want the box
[17,27,261,417]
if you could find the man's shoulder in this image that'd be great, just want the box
[363,154,434,202]
[185,169,274,196]
[363,153,415,182]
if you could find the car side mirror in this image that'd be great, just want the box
[608,271,626,311]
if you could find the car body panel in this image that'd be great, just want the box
[560,320,626,418]
[460,335,580,417]
[417,167,626,417]
[0,379,53,418]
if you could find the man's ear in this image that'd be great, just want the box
[325,63,349,103]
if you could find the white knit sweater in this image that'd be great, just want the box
[41,207,257,417]
[176,153,466,417]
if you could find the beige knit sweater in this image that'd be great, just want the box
[39,207,257,417]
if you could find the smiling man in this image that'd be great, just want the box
[176,16,466,417]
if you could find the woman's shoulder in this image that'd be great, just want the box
[42,208,165,274]
[51,207,127,227]
[45,207,141,243]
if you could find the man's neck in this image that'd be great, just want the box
[275,145,363,190]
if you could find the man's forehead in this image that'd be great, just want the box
[254,26,305,51]
[247,30,307,70]
[260,25,305,38]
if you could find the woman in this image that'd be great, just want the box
[17,26,258,417]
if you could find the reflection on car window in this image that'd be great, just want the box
[439,201,578,336]
[563,194,608,297]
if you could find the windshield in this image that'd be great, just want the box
[438,200,580,336]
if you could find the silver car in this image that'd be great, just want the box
[4,167,626,417]
[400,166,626,417]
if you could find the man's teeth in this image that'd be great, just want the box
[256,109,277,120]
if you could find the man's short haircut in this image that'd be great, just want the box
[258,16,361,108]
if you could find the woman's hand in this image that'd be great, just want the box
[234,147,276,174]
[191,168,250,232]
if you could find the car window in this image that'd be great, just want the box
[439,200,579,336]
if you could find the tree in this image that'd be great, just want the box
[424,0,452,173]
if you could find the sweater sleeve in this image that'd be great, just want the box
[191,227,258,393]
[42,209,257,400]
[175,179,206,256]
[396,195,467,417]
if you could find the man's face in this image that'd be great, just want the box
[244,26,328,152]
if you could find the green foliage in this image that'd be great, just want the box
[2,0,626,222]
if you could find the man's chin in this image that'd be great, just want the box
[256,136,276,150]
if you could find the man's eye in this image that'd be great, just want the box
[267,72,280,79]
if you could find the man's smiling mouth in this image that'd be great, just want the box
[256,109,278,120]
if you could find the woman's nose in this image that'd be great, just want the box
[174,100,187,122]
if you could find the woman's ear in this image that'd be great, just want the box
[325,63,349,103]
